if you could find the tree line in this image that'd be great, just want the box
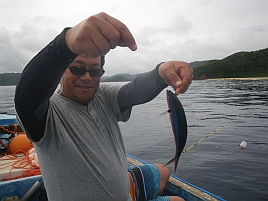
[1,48,268,86]
[0,73,21,86]
[193,48,268,79]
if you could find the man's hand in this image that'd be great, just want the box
[65,12,137,57]
[158,61,193,95]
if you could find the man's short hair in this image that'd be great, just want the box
[68,55,105,69]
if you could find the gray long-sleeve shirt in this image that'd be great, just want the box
[15,28,168,200]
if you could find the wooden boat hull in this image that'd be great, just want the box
[0,114,225,201]
[0,156,225,201]
[127,154,225,201]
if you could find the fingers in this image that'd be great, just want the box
[65,12,137,57]
[74,25,113,56]
[102,13,137,51]
[159,61,193,95]
[176,66,193,94]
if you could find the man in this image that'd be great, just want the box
[15,12,193,201]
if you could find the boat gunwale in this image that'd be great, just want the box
[126,154,226,201]
[0,114,226,201]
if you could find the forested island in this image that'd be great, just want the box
[193,47,268,79]
[0,73,21,86]
[1,48,267,86]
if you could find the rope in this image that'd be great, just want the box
[0,139,9,149]
[0,124,25,135]
[0,124,25,150]
[0,145,41,181]
[0,125,41,180]
[182,110,251,154]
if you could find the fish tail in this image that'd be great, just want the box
[164,158,174,167]
[173,157,179,172]
[164,156,180,173]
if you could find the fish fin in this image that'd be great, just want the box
[164,157,175,167]
[173,157,179,172]
[182,103,191,106]
[159,110,169,116]
[164,156,180,173]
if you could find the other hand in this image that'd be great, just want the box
[65,12,137,57]
[158,61,193,95]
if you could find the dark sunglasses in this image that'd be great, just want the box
[68,66,105,77]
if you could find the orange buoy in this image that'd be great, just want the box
[9,134,32,154]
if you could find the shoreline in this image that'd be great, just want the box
[206,77,268,81]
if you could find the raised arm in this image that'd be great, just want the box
[15,28,76,141]
[15,12,137,141]
[118,61,193,112]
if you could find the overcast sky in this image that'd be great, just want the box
[0,0,267,75]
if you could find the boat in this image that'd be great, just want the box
[0,113,226,201]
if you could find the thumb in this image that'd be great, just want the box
[174,79,182,95]
[164,71,182,95]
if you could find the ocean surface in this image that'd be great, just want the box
[0,80,267,201]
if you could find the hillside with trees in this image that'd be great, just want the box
[193,48,268,79]
[0,73,21,86]
[1,48,268,86]
[101,74,137,82]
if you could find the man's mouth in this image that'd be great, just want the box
[77,85,92,89]
[76,85,94,90]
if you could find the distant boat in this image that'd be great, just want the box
[0,113,226,201]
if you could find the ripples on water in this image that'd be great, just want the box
[120,80,268,201]
[0,86,16,114]
[0,80,267,201]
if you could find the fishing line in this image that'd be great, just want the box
[138,48,160,62]
[182,110,252,154]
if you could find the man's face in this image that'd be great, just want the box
[61,55,102,105]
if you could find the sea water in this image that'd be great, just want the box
[1,80,267,201]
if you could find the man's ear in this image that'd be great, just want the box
[58,77,64,94]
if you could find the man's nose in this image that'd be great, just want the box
[80,71,93,80]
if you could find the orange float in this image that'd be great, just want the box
[8,134,33,154]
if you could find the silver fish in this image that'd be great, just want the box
[165,90,188,172]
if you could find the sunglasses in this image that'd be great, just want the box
[68,66,105,77]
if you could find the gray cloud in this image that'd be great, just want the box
[0,16,60,73]
[0,27,26,72]
[0,0,267,75]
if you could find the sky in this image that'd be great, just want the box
[0,0,267,75]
